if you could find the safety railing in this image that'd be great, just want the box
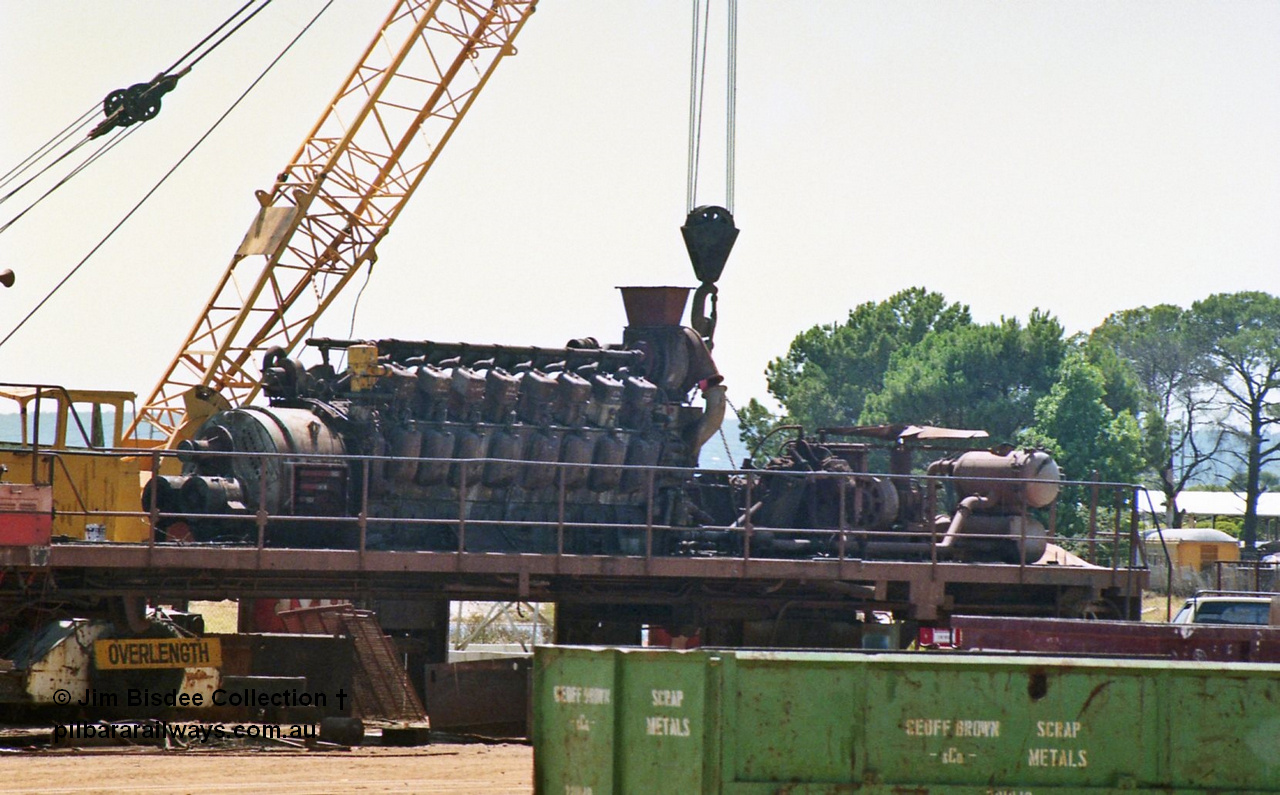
[1212,560,1280,593]
[28,446,1147,577]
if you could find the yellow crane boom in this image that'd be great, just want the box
[126,0,536,445]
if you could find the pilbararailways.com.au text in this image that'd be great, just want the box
[54,721,318,743]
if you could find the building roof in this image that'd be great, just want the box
[1143,527,1238,544]
[1138,489,1280,519]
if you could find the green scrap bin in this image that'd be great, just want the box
[533,646,1280,794]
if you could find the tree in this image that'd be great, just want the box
[1089,305,1222,527]
[740,288,969,457]
[861,310,1066,442]
[1020,353,1145,542]
[1229,469,1280,494]
[736,397,789,465]
[1187,291,1280,552]
[1022,353,1145,485]
[763,288,970,429]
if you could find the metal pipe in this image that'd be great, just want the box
[935,495,992,549]
[256,453,268,551]
[644,468,655,565]
[729,501,762,529]
[1087,471,1100,564]
[457,459,467,555]
[30,387,40,486]
[556,465,566,557]
[359,457,370,560]
[691,383,727,451]
[837,481,847,561]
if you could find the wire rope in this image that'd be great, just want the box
[685,0,702,215]
[0,127,138,235]
[726,0,737,213]
[0,104,99,191]
[0,1,275,224]
[162,0,262,75]
[685,0,738,214]
[0,0,334,351]
[0,138,93,208]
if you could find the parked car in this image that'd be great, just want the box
[1172,591,1277,625]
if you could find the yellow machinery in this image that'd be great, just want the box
[1,1,536,543]
[0,386,149,542]
[126,0,537,447]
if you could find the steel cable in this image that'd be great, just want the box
[685,0,702,215]
[0,1,274,224]
[685,0,738,214]
[162,0,264,75]
[687,0,712,215]
[0,0,334,351]
[0,104,99,192]
[726,0,737,213]
[0,128,138,234]
[0,137,93,208]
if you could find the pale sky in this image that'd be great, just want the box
[1,2,1277,414]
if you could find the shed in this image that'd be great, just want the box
[1144,527,1240,572]
[1139,489,1280,543]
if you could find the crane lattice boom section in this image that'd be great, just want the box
[127,0,536,444]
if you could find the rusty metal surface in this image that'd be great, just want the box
[949,613,1280,662]
[35,542,1146,620]
[0,545,48,567]
[215,633,355,717]
[277,605,425,723]
[44,543,1135,585]
[424,657,530,738]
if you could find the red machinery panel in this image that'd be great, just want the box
[0,483,52,546]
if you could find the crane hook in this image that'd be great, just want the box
[682,204,737,348]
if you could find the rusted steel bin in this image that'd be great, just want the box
[533,646,1280,793]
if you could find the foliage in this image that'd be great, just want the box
[1089,304,1221,525]
[736,397,788,465]
[743,288,1280,541]
[1229,469,1280,493]
[862,310,1067,442]
[763,287,970,430]
[1186,291,1280,549]
[449,603,553,648]
[1019,353,1144,537]
[1021,353,1144,485]
[1208,516,1244,537]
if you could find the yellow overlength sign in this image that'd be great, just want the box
[93,637,222,670]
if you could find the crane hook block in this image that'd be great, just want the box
[681,205,738,286]
[90,74,182,139]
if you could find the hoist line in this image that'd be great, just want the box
[685,0,701,215]
[685,0,738,215]
[0,1,275,217]
[163,0,265,75]
[687,0,712,215]
[0,137,93,208]
[0,104,99,192]
[726,0,737,213]
[0,126,137,236]
[0,0,334,352]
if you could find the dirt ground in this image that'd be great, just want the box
[0,743,532,795]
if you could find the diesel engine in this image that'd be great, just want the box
[146,287,727,552]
